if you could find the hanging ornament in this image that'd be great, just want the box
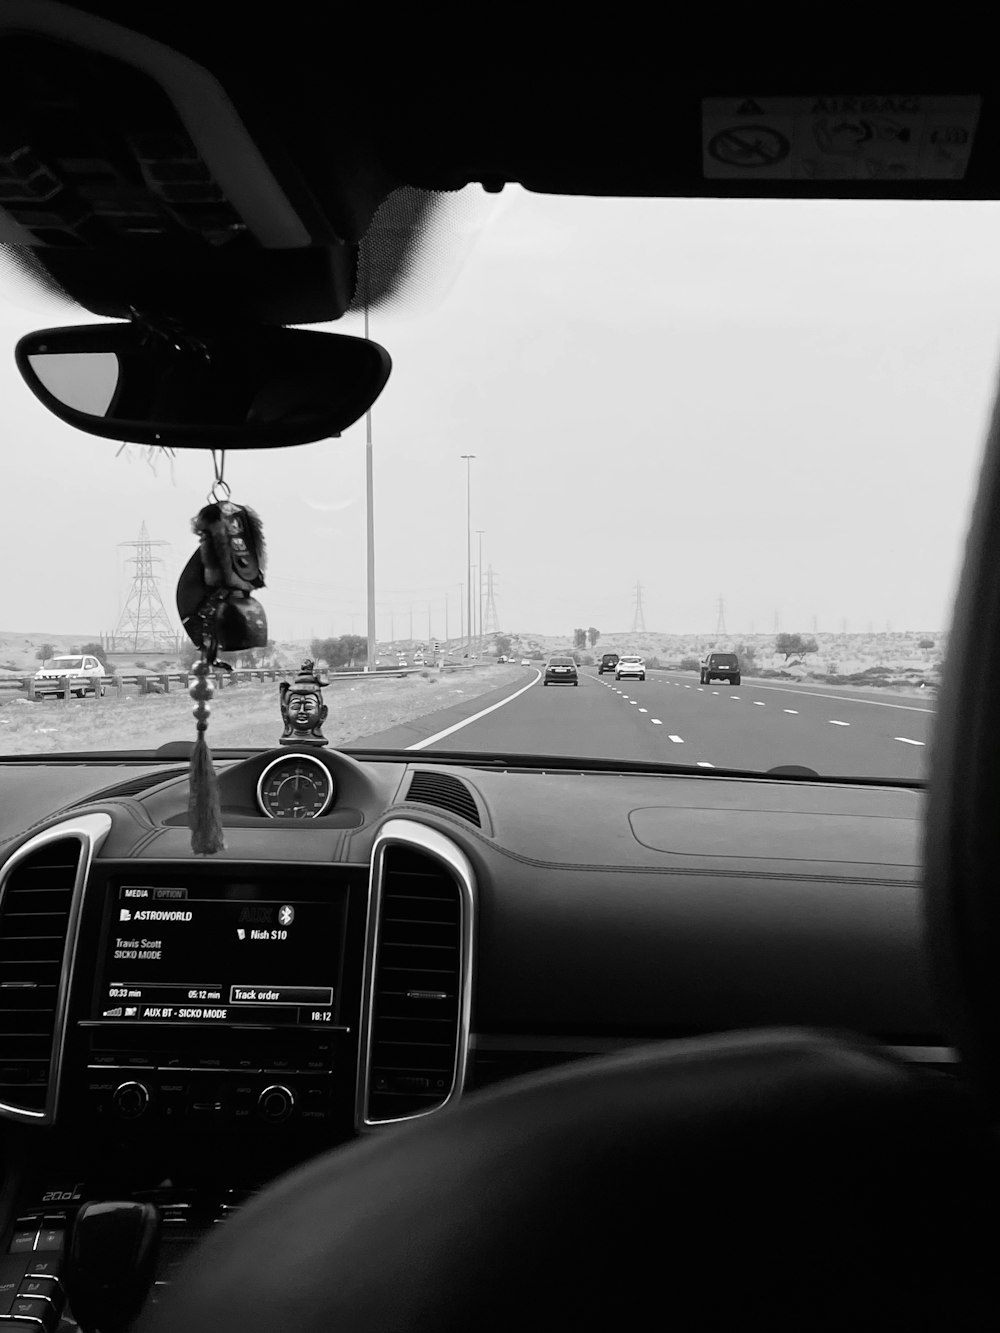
[176,451,268,854]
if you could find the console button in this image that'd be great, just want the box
[0,1256,28,1312]
[34,1229,64,1253]
[157,1080,187,1122]
[23,1258,61,1281]
[231,1081,257,1122]
[257,1085,294,1123]
[10,1295,52,1321]
[17,1277,59,1302]
[112,1081,150,1119]
[6,1234,35,1256]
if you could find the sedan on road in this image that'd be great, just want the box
[544,655,579,685]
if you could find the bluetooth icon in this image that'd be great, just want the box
[278,905,295,926]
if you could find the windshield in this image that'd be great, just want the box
[1,193,992,777]
[42,657,85,670]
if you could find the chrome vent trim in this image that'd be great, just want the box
[357,818,474,1130]
[0,813,111,1125]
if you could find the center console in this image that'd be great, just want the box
[0,860,371,1325]
[73,865,362,1135]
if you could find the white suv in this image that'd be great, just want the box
[34,654,107,698]
[615,655,646,681]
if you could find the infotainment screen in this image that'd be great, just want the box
[94,880,348,1028]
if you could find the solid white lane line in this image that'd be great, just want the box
[696,761,714,768]
[829,720,850,727]
[668,734,684,743]
[407,669,542,749]
[651,719,662,724]
[895,736,926,746]
[784,709,798,714]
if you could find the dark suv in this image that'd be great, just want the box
[598,653,620,675]
[700,652,741,685]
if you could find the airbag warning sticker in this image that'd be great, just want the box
[702,96,980,181]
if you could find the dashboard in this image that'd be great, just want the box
[0,747,947,1316]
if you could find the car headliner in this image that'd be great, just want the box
[3,13,997,325]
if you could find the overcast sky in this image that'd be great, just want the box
[2,188,999,644]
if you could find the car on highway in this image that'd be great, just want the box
[0,17,995,1332]
[598,653,620,674]
[33,654,106,698]
[615,655,646,681]
[520,658,531,665]
[543,655,579,685]
[700,652,741,686]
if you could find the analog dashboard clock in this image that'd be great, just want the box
[256,754,335,819]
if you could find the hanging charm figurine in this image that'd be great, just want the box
[176,451,268,854]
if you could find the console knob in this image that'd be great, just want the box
[112,1081,149,1119]
[257,1084,294,1122]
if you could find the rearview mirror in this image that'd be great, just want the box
[14,322,391,449]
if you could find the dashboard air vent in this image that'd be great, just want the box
[366,845,464,1122]
[0,838,80,1114]
[85,768,187,802]
[405,771,480,826]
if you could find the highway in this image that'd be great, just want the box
[356,667,933,779]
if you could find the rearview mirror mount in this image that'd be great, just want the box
[14,320,391,449]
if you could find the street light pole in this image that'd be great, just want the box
[460,455,475,659]
[476,529,485,652]
[364,304,376,673]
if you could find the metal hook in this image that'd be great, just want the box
[208,449,230,504]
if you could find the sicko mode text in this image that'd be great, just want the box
[97,884,344,1027]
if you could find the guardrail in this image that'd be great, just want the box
[0,660,499,702]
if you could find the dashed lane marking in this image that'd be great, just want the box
[668,734,684,743]
[783,709,798,714]
[697,761,714,768]
[651,719,662,724]
[829,720,850,727]
[895,736,925,745]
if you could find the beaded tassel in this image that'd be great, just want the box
[188,660,224,854]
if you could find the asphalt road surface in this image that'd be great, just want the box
[358,668,933,779]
